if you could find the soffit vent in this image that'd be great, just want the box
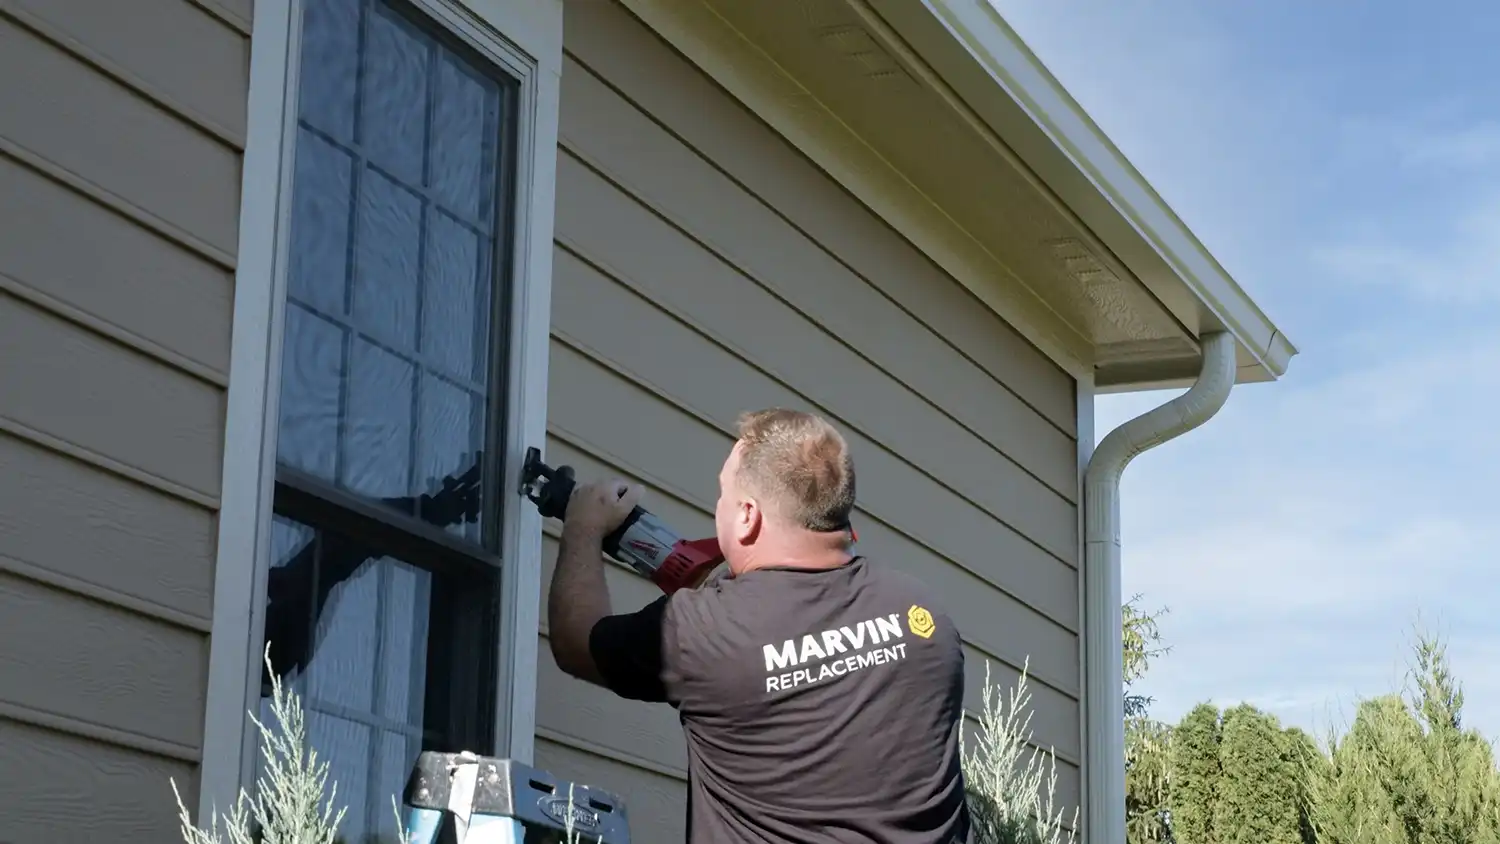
[814,24,906,81]
[1046,237,1157,341]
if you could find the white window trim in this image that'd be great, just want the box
[199,0,561,819]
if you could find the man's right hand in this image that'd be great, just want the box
[563,478,642,542]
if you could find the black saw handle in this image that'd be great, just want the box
[521,447,576,520]
[521,447,650,559]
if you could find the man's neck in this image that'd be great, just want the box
[737,529,855,573]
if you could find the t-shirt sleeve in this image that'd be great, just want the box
[586,595,672,703]
[588,590,714,706]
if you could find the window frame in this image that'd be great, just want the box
[199,0,559,820]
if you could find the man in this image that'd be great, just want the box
[547,408,970,843]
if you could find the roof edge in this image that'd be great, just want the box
[907,0,1299,380]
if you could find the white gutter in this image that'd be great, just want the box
[1081,331,1236,843]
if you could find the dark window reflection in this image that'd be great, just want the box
[262,458,483,686]
[258,513,494,842]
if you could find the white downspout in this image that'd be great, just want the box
[1082,331,1237,844]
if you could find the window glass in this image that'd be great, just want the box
[260,514,492,840]
[257,0,518,835]
[277,0,511,544]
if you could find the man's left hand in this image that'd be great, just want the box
[563,478,642,541]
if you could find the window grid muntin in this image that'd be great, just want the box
[277,0,517,553]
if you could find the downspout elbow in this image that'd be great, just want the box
[1081,331,1237,844]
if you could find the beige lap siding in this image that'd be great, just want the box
[0,0,245,838]
[536,1,1083,839]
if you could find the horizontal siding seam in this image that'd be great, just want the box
[556,146,1079,507]
[541,424,1082,697]
[548,323,1080,588]
[0,2,246,150]
[0,272,229,388]
[961,707,1083,769]
[0,551,212,633]
[544,425,705,535]
[0,702,201,763]
[0,421,221,512]
[0,145,237,271]
[182,0,251,35]
[537,725,688,783]
[552,238,1077,565]
[561,48,1078,438]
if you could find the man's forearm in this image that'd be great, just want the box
[548,529,614,684]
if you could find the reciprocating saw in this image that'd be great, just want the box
[520,447,725,594]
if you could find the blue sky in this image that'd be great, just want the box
[987,0,1500,740]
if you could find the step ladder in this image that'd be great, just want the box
[400,751,631,844]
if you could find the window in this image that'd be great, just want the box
[257,0,520,835]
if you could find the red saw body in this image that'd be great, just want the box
[521,448,725,594]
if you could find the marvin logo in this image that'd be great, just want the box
[907,605,936,639]
[761,612,913,692]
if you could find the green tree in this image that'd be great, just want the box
[1123,596,1171,721]
[1308,694,1423,844]
[1127,718,1175,844]
[1213,704,1301,844]
[1171,703,1223,844]
[1123,597,1173,844]
[1306,627,1500,844]
[1280,726,1322,844]
[1406,628,1500,843]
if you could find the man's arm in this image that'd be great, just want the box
[545,478,680,703]
[545,477,671,693]
[547,525,613,686]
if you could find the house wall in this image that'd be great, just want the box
[0,0,248,838]
[0,0,1085,837]
[535,2,1084,840]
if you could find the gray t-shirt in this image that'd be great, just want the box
[589,555,970,843]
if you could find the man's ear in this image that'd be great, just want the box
[735,497,763,544]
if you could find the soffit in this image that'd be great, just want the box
[616,0,1298,390]
[696,0,1206,384]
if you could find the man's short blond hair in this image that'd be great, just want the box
[733,408,855,533]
